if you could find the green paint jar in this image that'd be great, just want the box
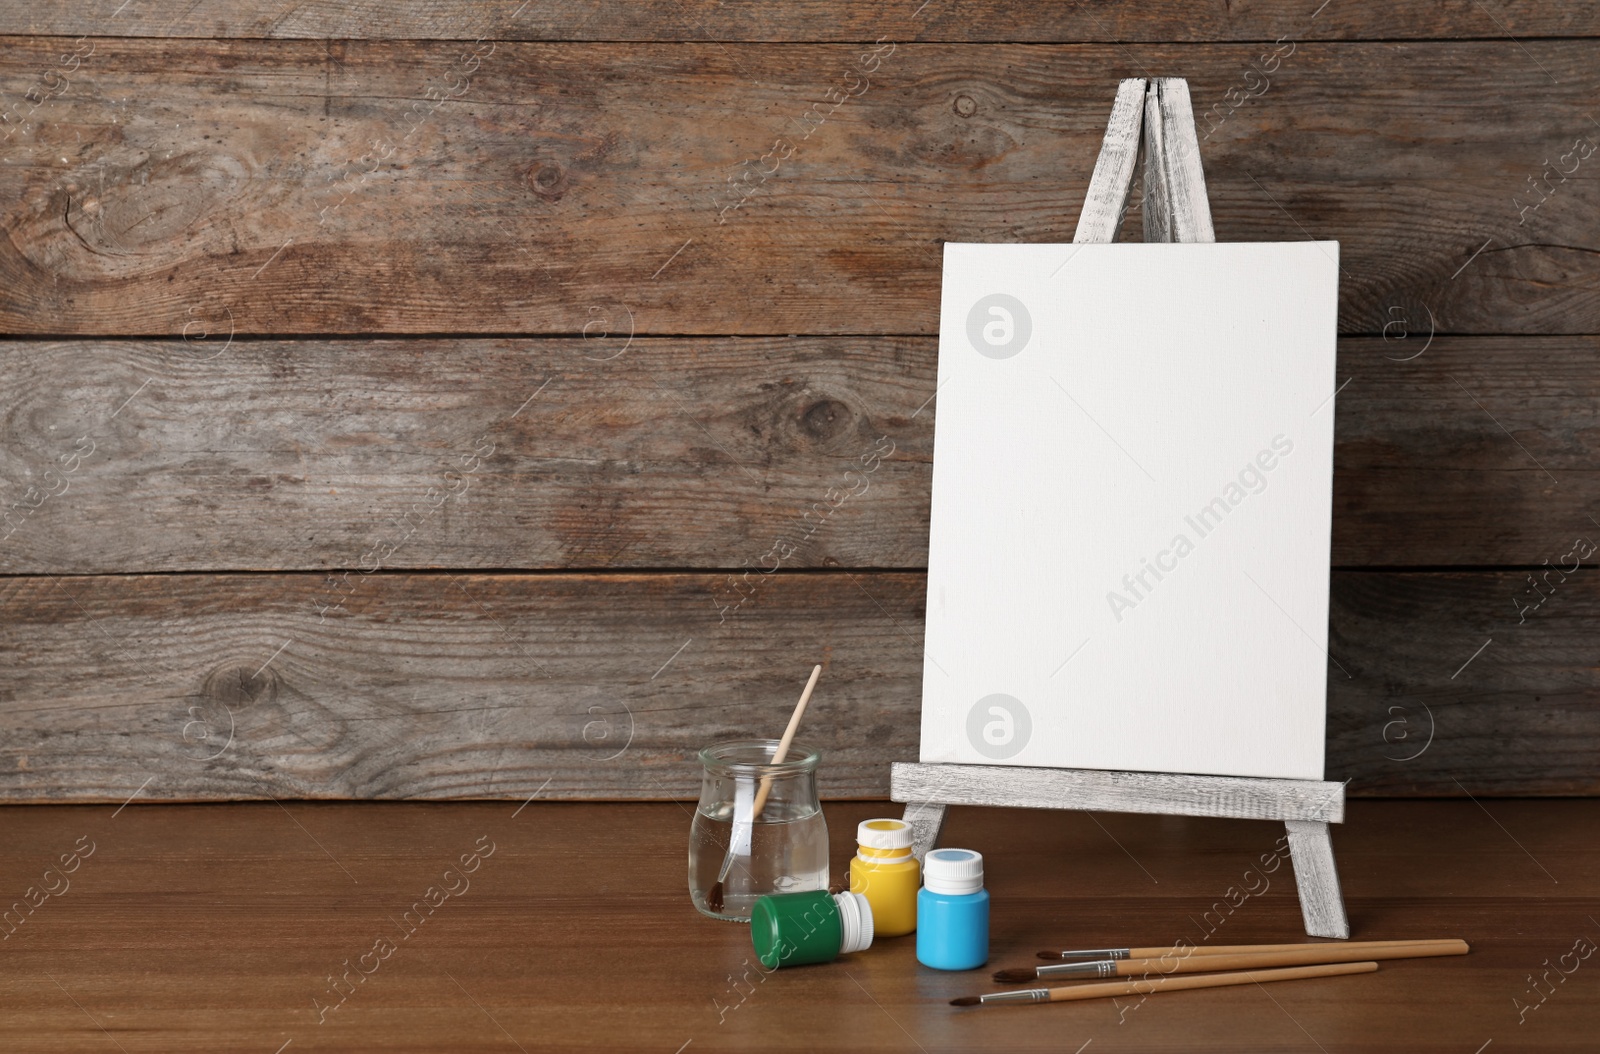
[750,889,874,969]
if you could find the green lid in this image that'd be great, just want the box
[750,890,844,969]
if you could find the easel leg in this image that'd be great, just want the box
[1284,819,1349,939]
[901,801,948,863]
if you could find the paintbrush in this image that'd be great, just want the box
[706,664,822,915]
[952,961,1378,1007]
[993,938,1467,983]
[1036,937,1457,961]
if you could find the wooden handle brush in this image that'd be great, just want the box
[994,938,1467,983]
[1037,937,1458,961]
[751,664,820,816]
[705,665,822,914]
[953,961,1378,1007]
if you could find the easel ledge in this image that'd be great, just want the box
[892,761,1344,824]
[891,761,1349,939]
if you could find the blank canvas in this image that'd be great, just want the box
[920,241,1340,781]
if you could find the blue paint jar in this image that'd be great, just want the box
[916,848,989,970]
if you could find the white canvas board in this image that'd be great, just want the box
[920,241,1340,781]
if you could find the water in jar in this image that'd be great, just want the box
[689,795,828,920]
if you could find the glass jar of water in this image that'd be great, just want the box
[689,739,828,921]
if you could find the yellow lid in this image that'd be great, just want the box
[856,818,914,860]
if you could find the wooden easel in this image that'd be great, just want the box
[894,78,1349,940]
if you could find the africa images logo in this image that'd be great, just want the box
[966,693,1032,759]
[967,293,1032,359]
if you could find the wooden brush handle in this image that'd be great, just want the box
[751,665,822,817]
[1125,938,1464,959]
[1048,961,1377,1002]
[1111,940,1466,977]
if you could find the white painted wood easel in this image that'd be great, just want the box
[894,77,1349,939]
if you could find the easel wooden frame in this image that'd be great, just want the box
[895,77,1349,939]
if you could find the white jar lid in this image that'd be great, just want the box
[923,848,984,895]
[832,891,874,954]
[856,818,914,851]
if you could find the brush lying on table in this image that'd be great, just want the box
[995,938,1469,983]
[1036,937,1463,961]
[953,962,1378,1007]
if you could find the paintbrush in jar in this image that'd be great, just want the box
[706,664,822,915]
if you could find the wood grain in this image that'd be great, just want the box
[3,1,1598,42]
[1331,335,1600,568]
[1,335,1595,573]
[0,570,1593,801]
[0,570,933,802]
[0,336,930,574]
[1,12,1596,812]
[1,798,1596,1052]
[1326,570,1600,796]
[1,40,1597,336]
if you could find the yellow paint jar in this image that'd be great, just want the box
[849,818,919,937]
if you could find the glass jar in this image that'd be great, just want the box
[689,739,828,921]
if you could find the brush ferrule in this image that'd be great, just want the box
[1054,947,1130,960]
[1037,959,1118,978]
[981,988,1051,1004]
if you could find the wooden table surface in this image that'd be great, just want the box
[2,798,1596,1053]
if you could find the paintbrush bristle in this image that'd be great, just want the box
[706,882,724,913]
[992,967,1040,983]
[1037,951,1064,960]
[949,996,983,1007]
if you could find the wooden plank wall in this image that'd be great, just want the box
[1,4,1596,800]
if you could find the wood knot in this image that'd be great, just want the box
[800,398,854,441]
[183,662,277,761]
[71,150,250,253]
[953,94,977,118]
[527,160,568,200]
[201,662,278,711]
